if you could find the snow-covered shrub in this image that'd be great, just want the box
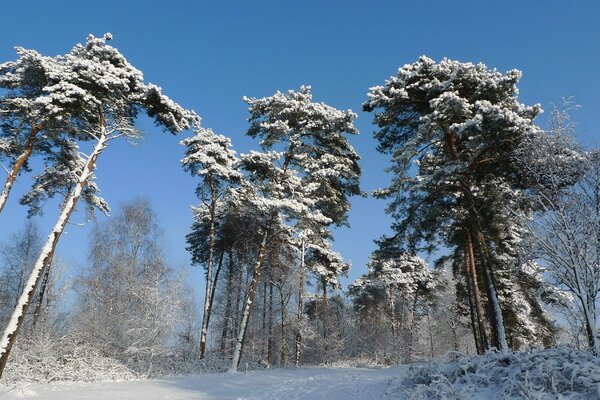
[1,334,135,384]
[392,348,600,399]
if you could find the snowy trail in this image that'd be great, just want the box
[0,366,407,400]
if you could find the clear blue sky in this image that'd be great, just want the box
[1,1,599,293]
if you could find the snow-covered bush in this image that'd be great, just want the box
[392,348,600,399]
[1,334,135,384]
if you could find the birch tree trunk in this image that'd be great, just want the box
[228,231,269,372]
[0,128,108,378]
[0,125,43,215]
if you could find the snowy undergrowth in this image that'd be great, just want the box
[391,348,600,399]
[0,335,230,384]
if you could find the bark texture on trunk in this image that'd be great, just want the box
[0,125,43,215]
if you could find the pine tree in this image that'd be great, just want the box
[0,46,91,214]
[0,33,198,378]
[244,86,361,365]
[364,56,543,353]
[181,128,241,359]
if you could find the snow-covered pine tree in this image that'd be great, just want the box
[0,46,90,214]
[364,57,543,353]
[0,33,199,378]
[244,86,361,365]
[181,128,242,359]
[349,253,440,362]
[227,149,330,372]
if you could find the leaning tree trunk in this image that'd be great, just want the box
[228,231,269,372]
[0,125,43,215]
[30,248,56,332]
[0,128,108,378]
[469,216,509,353]
[294,237,305,367]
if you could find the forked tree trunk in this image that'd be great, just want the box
[294,238,305,367]
[0,128,108,378]
[0,125,44,215]
[228,231,269,372]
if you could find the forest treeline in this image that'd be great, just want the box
[0,35,598,382]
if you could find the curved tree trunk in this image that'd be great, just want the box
[0,125,43,215]
[0,128,108,378]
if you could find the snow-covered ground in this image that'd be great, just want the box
[0,366,407,400]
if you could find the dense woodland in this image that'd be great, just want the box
[0,34,598,383]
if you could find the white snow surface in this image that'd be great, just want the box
[0,366,406,400]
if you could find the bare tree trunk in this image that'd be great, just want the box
[470,218,508,353]
[199,188,218,359]
[0,128,108,378]
[465,229,490,352]
[262,274,268,361]
[220,251,234,352]
[426,311,434,358]
[232,252,244,347]
[30,249,55,331]
[294,238,305,367]
[463,239,481,354]
[228,231,269,372]
[267,281,274,365]
[279,285,287,367]
[0,125,43,215]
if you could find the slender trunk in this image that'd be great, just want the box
[220,250,234,352]
[267,281,274,365]
[0,125,44,215]
[232,253,244,350]
[579,293,598,353]
[294,238,305,367]
[279,287,287,367]
[464,239,482,354]
[426,312,434,358]
[30,249,55,332]
[0,128,108,378]
[228,231,269,372]
[406,290,419,363]
[262,274,268,360]
[199,189,218,359]
[470,218,508,353]
[465,229,490,352]
[389,287,397,337]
